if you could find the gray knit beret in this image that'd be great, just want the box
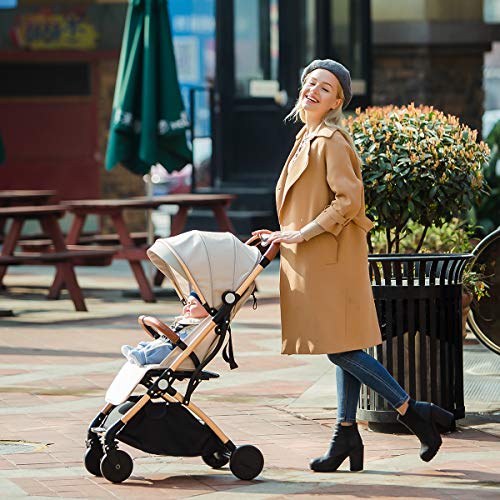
[301,59,352,109]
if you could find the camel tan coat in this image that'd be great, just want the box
[276,124,382,355]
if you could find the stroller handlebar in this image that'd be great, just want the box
[245,233,279,263]
[138,315,180,343]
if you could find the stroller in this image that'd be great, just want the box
[84,230,278,483]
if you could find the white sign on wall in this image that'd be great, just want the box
[249,79,279,98]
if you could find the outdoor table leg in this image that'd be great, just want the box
[41,216,87,312]
[111,212,156,303]
[212,203,236,234]
[65,213,86,245]
[0,218,24,286]
[170,206,189,236]
[48,213,86,299]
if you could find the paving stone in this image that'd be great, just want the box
[0,261,498,498]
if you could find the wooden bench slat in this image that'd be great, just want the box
[0,248,115,266]
[20,232,155,252]
[0,205,66,218]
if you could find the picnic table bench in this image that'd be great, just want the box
[0,205,114,311]
[20,232,152,252]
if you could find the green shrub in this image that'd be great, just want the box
[346,103,490,253]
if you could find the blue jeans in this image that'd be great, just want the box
[328,350,409,423]
[129,340,174,365]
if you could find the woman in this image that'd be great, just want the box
[253,59,453,473]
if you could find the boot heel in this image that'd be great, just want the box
[431,405,454,429]
[349,446,364,471]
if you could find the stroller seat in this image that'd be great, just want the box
[105,314,221,406]
[105,362,221,406]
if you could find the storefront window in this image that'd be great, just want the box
[0,63,91,97]
[234,0,279,97]
[330,0,366,97]
[303,0,316,65]
[0,0,16,8]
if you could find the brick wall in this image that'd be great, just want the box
[372,45,486,134]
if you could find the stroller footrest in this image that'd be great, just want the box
[173,370,220,381]
[146,369,220,381]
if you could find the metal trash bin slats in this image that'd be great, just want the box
[359,253,472,431]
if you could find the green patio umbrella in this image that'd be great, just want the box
[105,0,192,175]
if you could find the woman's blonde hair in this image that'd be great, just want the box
[285,74,361,164]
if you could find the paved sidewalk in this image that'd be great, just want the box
[0,261,499,499]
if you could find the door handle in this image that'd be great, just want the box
[274,89,288,107]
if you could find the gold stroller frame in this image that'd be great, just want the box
[84,233,279,484]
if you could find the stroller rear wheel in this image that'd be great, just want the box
[202,450,230,469]
[230,445,264,480]
[84,445,104,477]
[100,450,133,483]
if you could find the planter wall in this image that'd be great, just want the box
[358,253,472,431]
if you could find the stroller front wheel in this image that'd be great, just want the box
[84,445,104,477]
[202,450,230,469]
[100,450,133,483]
[230,445,264,480]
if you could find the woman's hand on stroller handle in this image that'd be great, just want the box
[251,229,305,245]
[247,230,280,262]
[250,229,272,246]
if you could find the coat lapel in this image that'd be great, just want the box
[277,124,335,219]
[276,126,306,215]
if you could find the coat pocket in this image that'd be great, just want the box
[301,231,338,265]
[323,232,338,264]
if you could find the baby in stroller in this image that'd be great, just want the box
[121,292,209,366]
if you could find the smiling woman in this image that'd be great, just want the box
[300,71,342,115]
[252,58,455,474]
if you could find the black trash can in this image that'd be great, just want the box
[358,253,473,432]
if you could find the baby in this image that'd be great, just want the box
[121,292,209,366]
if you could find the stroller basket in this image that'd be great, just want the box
[105,400,221,457]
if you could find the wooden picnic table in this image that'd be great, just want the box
[0,190,56,238]
[0,205,114,312]
[0,190,56,206]
[50,194,236,303]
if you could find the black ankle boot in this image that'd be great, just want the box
[309,423,364,472]
[397,399,454,462]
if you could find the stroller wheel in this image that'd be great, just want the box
[229,445,264,480]
[202,450,230,469]
[100,450,133,483]
[84,446,104,477]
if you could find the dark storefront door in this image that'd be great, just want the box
[214,0,307,186]
[214,0,371,187]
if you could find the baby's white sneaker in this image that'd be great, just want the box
[127,351,145,367]
[121,345,133,358]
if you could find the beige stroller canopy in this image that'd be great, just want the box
[147,230,262,308]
